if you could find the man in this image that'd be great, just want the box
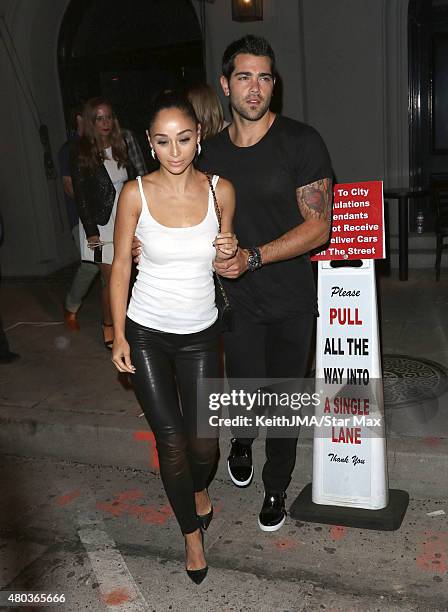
[59,109,99,331]
[199,35,332,531]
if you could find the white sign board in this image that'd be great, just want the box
[312,259,388,509]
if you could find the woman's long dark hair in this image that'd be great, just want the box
[78,97,128,171]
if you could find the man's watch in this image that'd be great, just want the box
[247,247,262,272]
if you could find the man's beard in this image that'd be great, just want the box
[230,96,271,121]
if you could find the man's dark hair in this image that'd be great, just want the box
[222,35,276,80]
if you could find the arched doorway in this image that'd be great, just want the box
[0,0,204,277]
[58,0,205,143]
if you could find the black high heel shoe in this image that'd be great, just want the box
[197,490,213,531]
[186,564,208,585]
[185,529,208,585]
[102,322,114,350]
[197,507,213,531]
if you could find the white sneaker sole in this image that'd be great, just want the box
[258,513,286,532]
[227,462,254,487]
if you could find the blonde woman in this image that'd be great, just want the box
[187,83,230,140]
[70,97,146,347]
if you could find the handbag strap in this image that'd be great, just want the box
[215,268,230,308]
[205,173,221,233]
[204,173,230,308]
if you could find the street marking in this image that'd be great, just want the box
[133,431,159,469]
[416,531,447,575]
[56,489,81,507]
[96,490,173,525]
[273,538,300,551]
[423,437,442,447]
[329,525,347,541]
[78,522,148,611]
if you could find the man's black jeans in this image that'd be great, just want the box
[224,310,314,492]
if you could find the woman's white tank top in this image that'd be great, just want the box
[126,174,219,334]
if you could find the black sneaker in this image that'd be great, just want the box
[227,438,254,487]
[258,491,286,532]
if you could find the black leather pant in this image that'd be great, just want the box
[126,317,220,534]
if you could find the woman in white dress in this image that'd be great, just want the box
[70,97,146,348]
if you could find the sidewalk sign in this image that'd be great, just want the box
[290,181,409,530]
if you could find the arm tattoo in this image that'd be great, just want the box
[296,178,332,222]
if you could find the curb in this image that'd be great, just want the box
[0,405,446,497]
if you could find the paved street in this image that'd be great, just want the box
[0,454,446,612]
[0,267,447,611]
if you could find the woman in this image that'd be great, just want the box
[187,83,230,140]
[70,97,147,348]
[129,84,229,264]
[110,91,237,583]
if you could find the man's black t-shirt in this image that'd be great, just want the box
[199,115,332,323]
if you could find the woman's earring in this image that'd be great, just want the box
[151,147,156,160]
[197,142,202,156]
